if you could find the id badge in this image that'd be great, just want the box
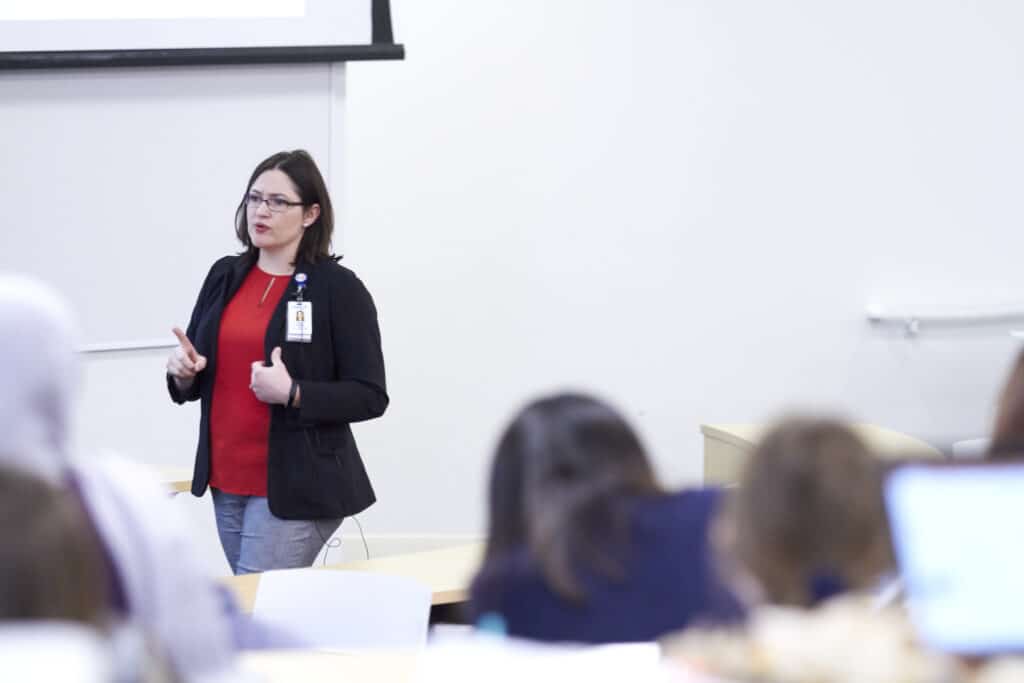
[287,301,312,343]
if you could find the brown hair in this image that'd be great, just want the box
[728,418,893,606]
[476,393,663,602]
[0,465,109,625]
[234,149,338,265]
[988,348,1024,459]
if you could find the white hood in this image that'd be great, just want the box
[0,274,80,483]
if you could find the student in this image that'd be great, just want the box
[724,417,894,607]
[167,149,387,575]
[0,465,109,625]
[987,348,1024,459]
[664,419,947,682]
[0,275,239,682]
[468,393,740,643]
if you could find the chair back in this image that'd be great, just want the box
[252,568,432,650]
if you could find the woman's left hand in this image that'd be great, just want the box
[250,346,292,404]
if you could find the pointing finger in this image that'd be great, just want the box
[172,327,199,362]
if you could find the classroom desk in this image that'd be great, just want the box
[700,422,942,485]
[224,542,484,613]
[240,649,418,683]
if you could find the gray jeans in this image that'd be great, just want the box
[211,488,343,575]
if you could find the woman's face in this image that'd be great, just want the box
[246,169,319,254]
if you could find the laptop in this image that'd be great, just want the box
[885,462,1024,654]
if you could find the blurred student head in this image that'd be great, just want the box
[988,348,1024,460]
[0,465,109,625]
[0,275,237,679]
[480,393,662,601]
[0,275,79,483]
[727,417,893,607]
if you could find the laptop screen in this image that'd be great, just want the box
[885,463,1024,654]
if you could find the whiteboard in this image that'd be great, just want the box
[0,63,344,348]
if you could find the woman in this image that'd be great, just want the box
[468,393,741,643]
[167,149,388,574]
[0,274,238,681]
[0,465,109,625]
[0,466,120,681]
[664,419,947,683]
[987,348,1024,459]
[724,417,894,607]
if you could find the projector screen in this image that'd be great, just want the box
[0,0,372,52]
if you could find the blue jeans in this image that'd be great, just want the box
[211,489,343,575]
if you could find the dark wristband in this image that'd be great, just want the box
[286,380,298,409]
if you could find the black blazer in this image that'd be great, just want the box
[168,253,388,520]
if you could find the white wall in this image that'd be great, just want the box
[341,0,1024,535]
[4,1,1024,561]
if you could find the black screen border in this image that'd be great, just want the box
[0,0,403,70]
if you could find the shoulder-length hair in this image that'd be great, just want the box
[989,348,1024,459]
[729,417,893,606]
[234,149,338,265]
[0,466,109,624]
[479,393,662,602]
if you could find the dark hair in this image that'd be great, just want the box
[479,393,662,602]
[234,149,338,265]
[729,418,893,607]
[0,465,109,624]
[988,348,1024,459]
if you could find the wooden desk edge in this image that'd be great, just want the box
[221,545,481,613]
[701,422,942,458]
[429,587,469,606]
[699,423,757,450]
[167,480,192,494]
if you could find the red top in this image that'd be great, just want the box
[209,266,288,496]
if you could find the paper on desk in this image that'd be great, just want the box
[251,569,432,651]
[414,635,703,683]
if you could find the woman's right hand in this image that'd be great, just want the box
[167,327,208,390]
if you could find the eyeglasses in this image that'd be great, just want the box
[245,192,305,213]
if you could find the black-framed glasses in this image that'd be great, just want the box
[245,191,305,213]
